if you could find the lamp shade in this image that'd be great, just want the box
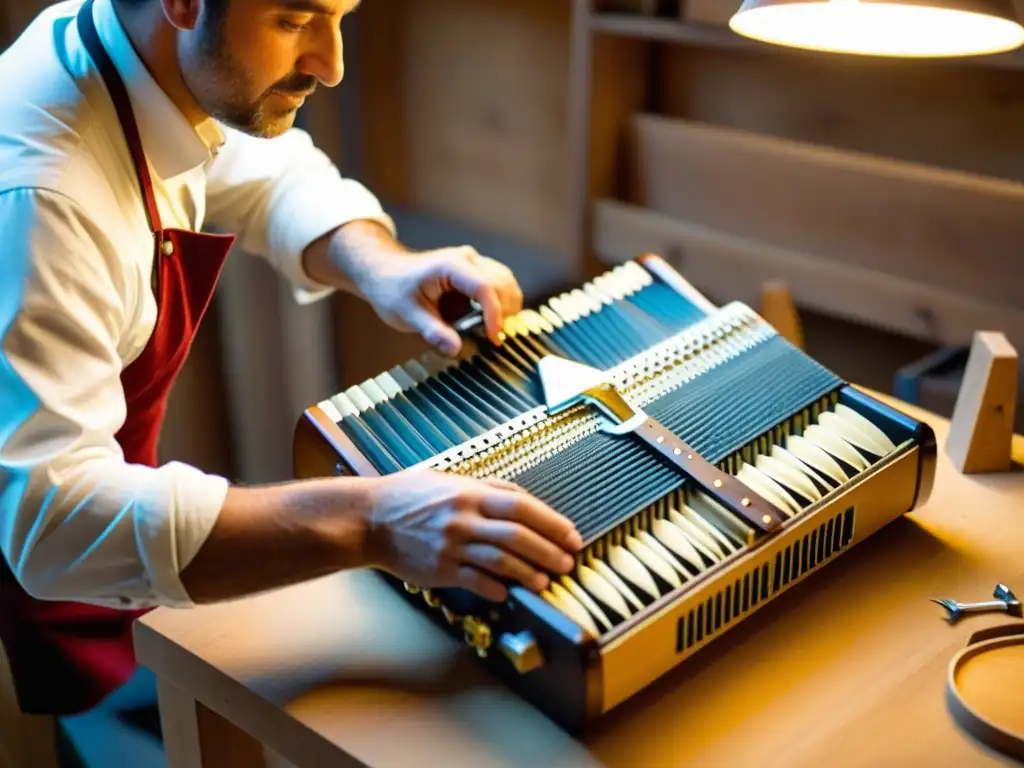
[728,0,1024,57]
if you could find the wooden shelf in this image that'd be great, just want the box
[590,12,752,51]
[589,12,1024,69]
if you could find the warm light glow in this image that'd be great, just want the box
[729,0,1024,57]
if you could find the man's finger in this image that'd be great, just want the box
[479,488,583,552]
[460,542,550,593]
[453,564,508,602]
[475,256,523,319]
[403,303,462,357]
[465,519,575,577]
[435,254,505,345]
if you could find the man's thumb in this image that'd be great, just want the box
[406,305,462,357]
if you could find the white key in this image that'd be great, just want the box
[804,425,869,471]
[771,444,833,492]
[638,531,691,580]
[389,366,418,390]
[674,507,726,561]
[561,576,612,632]
[360,379,390,405]
[785,435,850,485]
[375,373,404,399]
[755,453,822,503]
[550,582,601,637]
[671,507,729,561]
[835,404,897,454]
[578,565,634,619]
[541,589,596,638]
[344,386,375,413]
[594,273,625,301]
[589,557,645,611]
[626,535,682,589]
[584,282,614,307]
[520,309,550,335]
[687,492,749,549]
[609,545,660,600]
[573,288,603,315]
[679,504,735,556]
[539,305,564,329]
[653,517,708,572]
[318,399,343,422]
[328,391,359,419]
[502,315,520,338]
[819,411,889,458]
[403,360,431,384]
[737,463,801,517]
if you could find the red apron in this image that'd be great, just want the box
[0,0,236,716]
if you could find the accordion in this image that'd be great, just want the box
[293,254,937,734]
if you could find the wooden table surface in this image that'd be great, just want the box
[135,392,1024,768]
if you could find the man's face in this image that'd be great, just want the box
[180,0,359,138]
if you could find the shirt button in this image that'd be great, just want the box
[161,240,175,256]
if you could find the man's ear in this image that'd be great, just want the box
[159,0,202,31]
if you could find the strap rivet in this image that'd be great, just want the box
[161,240,174,256]
[762,515,772,524]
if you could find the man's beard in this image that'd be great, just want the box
[182,19,318,138]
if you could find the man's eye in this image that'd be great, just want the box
[278,17,310,31]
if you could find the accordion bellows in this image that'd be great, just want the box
[293,254,937,733]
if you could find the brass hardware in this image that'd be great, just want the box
[498,630,544,674]
[403,582,421,594]
[441,606,459,625]
[422,589,442,607]
[462,616,492,658]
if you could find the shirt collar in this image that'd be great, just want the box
[91,0,225,180]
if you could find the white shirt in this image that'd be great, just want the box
[0,0,395,609]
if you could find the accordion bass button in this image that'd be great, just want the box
[498,630,544,675]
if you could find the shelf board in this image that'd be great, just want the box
[590,13,752,51]
[589,12,1024,70]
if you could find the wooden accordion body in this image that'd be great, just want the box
[293,254,937,734]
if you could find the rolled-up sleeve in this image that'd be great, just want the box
[203,124,396,304]
[0,189,228,609]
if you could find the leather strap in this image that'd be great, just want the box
[77,0,163,234]
[946,622,1024,762]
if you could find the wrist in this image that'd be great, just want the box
[301,218,405,296]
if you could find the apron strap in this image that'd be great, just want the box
[76,0,163,234]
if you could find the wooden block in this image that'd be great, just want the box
[946,332,1019,474]
[760,280,804,350]
[627,114,1024,309]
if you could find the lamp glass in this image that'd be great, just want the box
[729,0,1024,57]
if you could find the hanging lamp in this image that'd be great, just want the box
[728,0,1024,57]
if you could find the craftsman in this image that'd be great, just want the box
[0,0,582,760]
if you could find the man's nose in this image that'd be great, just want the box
[298,27,344,88]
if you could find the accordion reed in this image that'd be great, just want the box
[293,254,937,733]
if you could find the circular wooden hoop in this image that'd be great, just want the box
[945,623,1024,762]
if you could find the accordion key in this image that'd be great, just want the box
[293,254,937,734]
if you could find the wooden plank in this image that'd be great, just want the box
[656,47,1024,184]
[593,199,1024,352]
[627,114,1024,308]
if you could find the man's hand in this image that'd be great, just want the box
[363,470,582,602]
[303,219,524,356]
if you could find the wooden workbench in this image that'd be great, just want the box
[134,393,1024,767]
